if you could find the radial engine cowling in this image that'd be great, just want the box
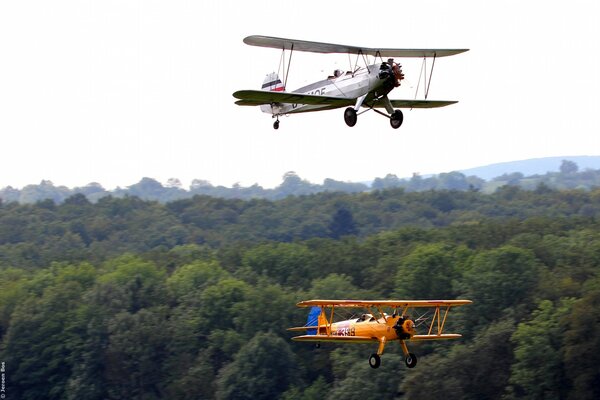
[378,60,404,88]
[394,317,416,339]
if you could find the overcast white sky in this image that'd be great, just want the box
[1,0,599,189]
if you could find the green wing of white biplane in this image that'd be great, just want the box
[379,99,458,108]
[233,90,457,109]
[233,90,355,107]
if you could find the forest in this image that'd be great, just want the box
[1,184,600,399]
[2,160,600,204]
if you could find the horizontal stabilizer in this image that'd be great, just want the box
[287,326,320,332]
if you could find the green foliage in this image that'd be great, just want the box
[401,319,516,400]
[508,299,575,399]
[1,186,600,399]
[216,331,301,400]
[327,354,403,400]
[394,243,468,299]
[457,246,539,335]
[562,288,600,400]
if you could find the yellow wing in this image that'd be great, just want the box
[292,335,377,344]
[296,300,472,308]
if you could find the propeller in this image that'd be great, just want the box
[378,59,405,87]
[393,316,416,339]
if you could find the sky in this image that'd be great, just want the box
[1,0,599,190]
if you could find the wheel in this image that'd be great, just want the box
[405,353,417,368]
[390,109,403,129]
[344,107,357,127]
[369,353,381,369]
[273,120,280,130]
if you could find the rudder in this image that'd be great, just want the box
[262,72,285,92]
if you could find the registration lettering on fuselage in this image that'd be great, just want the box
[333,326,356,337]
[292,87,327,110]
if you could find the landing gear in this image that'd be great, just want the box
[344,107,357,127]
[405,353,417,368]
[369,353,381,369]
[390,109,403,129]
[273,119,280,130]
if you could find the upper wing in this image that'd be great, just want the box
[244,35,468,58]
[296,300,472,308]
[233,90,354,107]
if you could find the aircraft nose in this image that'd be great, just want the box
[378,62,392,80]
[394,318,416,339]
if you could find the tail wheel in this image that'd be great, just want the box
[344,107,357,127]
[369,353,381,369]
[405,353,417,368]
[390,109,403,129]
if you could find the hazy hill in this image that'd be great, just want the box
[1,156,600,204]
[459,156,600,180]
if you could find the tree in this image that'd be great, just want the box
[563,289,600,400]
[394,243,466,299]
[560,160,579,174]
[327,354,403,400]
[401,319,516,400]
[508,299,574,399]
[241,242,318,288]
[216,332,300,400]
[104,308,169,399]
[1,266,93,400]
[456,246,539,335]
[328,207,358,239]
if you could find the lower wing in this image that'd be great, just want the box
[378,99,458,108]
[233,90,354,107]
[410,334,462,341]
[292,335,376,344]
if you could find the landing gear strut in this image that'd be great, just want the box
[344,107,357,127]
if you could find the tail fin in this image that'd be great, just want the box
[307,306,328,335]
[262,72,285,92]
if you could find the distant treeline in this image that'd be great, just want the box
[1,184,600,399]
[2,160,599,204]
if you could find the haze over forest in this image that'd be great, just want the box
[2,156,600,204]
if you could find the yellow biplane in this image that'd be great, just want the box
[288,299,471,369]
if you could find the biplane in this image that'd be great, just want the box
[288,299,471,369]
[233,35,468,129]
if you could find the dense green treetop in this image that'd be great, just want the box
[1,185,599,399]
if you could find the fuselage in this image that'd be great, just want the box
[320,314,415,343]
[261,63,395,116]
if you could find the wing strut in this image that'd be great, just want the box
[284,44,294,90]
[425,53,437,100]
[415,53,438,100]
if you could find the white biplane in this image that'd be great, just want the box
[233,35,468,129]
